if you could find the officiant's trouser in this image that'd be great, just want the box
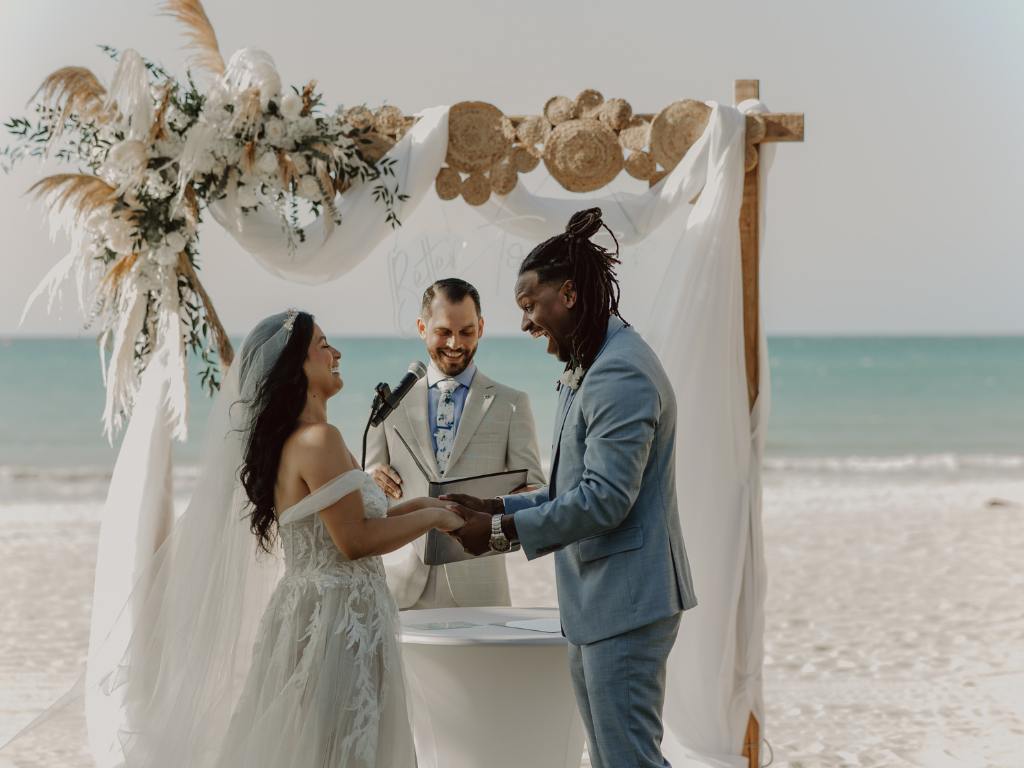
[567,612,681,768]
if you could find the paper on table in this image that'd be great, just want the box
[502,618,562,634]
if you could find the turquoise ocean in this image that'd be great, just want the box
[1,336,1022,502]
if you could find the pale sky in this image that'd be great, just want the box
[2,0,1022,337]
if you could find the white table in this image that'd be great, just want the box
[400,607,585,768]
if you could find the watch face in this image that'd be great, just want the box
[491,536,510,553]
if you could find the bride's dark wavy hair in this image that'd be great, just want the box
[519,207,625,371]
[238,311,315,553]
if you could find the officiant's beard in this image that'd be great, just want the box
[428,344,477,376]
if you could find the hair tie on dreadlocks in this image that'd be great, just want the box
[518,207,627,371]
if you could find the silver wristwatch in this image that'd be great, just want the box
[489,513,512,553]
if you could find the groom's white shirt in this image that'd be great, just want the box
[366,365,545,608]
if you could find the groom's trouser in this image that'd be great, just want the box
[567,612,681,768]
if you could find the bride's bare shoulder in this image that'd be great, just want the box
[290,422,346,451]
[283,423,356,479]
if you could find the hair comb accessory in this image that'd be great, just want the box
[282,308,299,332]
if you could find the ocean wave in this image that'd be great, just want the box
[0,464,203,503]
[763,453,1024,474]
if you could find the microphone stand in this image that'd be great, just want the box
[361,382,391,470]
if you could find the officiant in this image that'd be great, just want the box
[367,278,545,609]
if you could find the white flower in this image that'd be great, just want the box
[165,231,187,252]
[292,154,309,175]
[264,117,286,143]
[103,139,149,189]
[558,366,585,391]
[166,105,190,132]
[143,170,173,198]
[293,116,316,137]
[296,174,322,202]
[256,150,278,175]
[153,245,180,267]
[236,183,259,207]
[280,92,303,120]
[204,83,231,124]
[103,217,135,254]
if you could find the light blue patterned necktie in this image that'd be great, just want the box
[434,378,460,474]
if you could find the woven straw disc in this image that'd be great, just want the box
[649,99,711,171]
[648,170,669,188]
[435,167,461,200]
[516,115,551,149]
[446,101,512,174]
[359,133,395,163]
[745,144,759,172]
[512,146,540,173]
[600,98,633,131]
[544,96,577,125]
[344,106,374,130]
[624,150,656,181]
[501,116,516,143]
[618,116,650,151]
[490,157,518,195]
[574,89,604,118]
[745,113,767,144]
[374,105,404,136]
[543,118,624,193]
[461,172,491,205]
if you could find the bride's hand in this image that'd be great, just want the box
[430,504,466,532]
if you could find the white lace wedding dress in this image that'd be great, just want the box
[216,469,416,767]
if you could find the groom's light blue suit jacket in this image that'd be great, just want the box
[503,316,697,646]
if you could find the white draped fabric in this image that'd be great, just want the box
[82,100,770,767]
[208,107,450,285]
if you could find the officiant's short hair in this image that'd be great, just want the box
[421,278,482,318]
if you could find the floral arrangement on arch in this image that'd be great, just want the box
[2,0,411,439]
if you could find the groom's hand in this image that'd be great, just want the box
[439,493,503,517]
[453,508,491,555]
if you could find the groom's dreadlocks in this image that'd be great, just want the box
[519,207,626,371]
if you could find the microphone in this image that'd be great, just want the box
[369,361,427,427]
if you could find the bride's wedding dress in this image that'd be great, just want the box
[216,469,416,767]
[1,315,419,767]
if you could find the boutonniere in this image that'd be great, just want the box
[557,366,585,392]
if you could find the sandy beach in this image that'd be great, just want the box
[2,473,1023,767]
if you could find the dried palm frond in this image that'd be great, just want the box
[149,83,173,142]
[315,160,337,243]
[277,150,297,188]
[232,88,263,137]
[30,66,108,121]
[159,0,225,76]
[240,140,257,175]
[177,252,234,366]
[27,173,117,221]
[98,253,140,309]
[301,80,319,116]
[101,252,138,288]
[180,183,200,228]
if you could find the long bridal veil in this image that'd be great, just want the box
[2,313,297,767]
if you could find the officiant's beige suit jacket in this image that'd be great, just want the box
[365,370,545,608]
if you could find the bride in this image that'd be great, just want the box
[211,309,464,766]
[5,309,463,767]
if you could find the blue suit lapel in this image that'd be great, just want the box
[549,386,576,498]
[547,316,629,499]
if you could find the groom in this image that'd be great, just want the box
[445,209,698,768]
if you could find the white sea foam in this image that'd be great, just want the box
[763,452,1024,475]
